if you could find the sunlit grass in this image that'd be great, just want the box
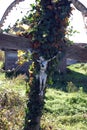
[41,87,87,130]
[0,73,26,96]
[41,63,87,129]
[68,63,87,75]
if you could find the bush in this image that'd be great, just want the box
[0,90,26,130]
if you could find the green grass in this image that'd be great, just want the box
[0,73,27,96]
[41,63,87,130]
[68,63,87,74]
[45,88,87,116]
[0,63,87,130]
[51,63,87,92]
[41,88,87,130]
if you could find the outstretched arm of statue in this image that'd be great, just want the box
[47,55,56,62]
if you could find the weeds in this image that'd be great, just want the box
[0,90,26,130]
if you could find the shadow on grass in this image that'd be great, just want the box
[50,69,87,92]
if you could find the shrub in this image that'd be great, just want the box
[0,90,26,130]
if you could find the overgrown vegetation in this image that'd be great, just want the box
[0,62,87,130]
[0,73,27,130]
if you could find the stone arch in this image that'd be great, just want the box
[82,14,87,34]
[0,0,87,29]
[68,0,87,14]
[0,0,25,28]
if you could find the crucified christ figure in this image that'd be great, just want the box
[37,56,56,96]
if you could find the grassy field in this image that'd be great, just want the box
[0,63,87,130]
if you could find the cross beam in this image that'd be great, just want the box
[0,33,31,50]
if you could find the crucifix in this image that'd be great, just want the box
[37,56,56,96]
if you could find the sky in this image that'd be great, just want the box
[0,0,87,43]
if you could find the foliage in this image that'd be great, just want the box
[17,50,32,65]
[0,90,26,130]
[21,0,72,59]
[0,73,27,130]
[0,63,87,130]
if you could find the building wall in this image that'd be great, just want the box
[5,50,30,75]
